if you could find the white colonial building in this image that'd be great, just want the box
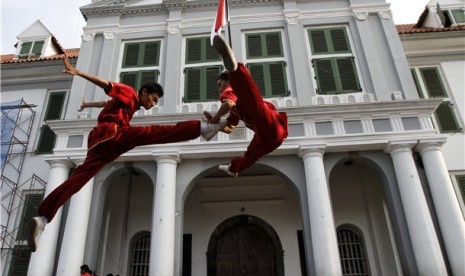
[1,0,464,275]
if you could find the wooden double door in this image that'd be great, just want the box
[216,224,276,276]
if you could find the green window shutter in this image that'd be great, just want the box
[36,125,56,153]
[330,28,350,53]
[185,68,202,102]
[8,245,31,276]
[45,92,66,120]
[314,59,337,94]
[246,32,283,59]
[20,42,32,55]
[31,41,44,56]
[143,42,160,66]
[205,37,220,61]
[120,72,138,90]
[17,194,43,241]
[456,175,465,202]
[309,30,328,54]
[206,66,222,100]
[186,37,220,64]
[184,66,221,102]
[265,32,283,57]
[246,34,263,58]
[451,9,465,23]
[123,43,140,68]
[248,63,266,96]
[249,62,288,97]
[186,38,202,63]
[269,62,288,96]
[420,68,447,98]
[140,70,159,87]
[411,68,424,98]
[337,57,361,92]
[435,101,461,133]
[309,28,350,55]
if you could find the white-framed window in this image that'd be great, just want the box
[36,90,69,154]
[244,30,290,98]
[18,40,45,59]
[337,225,370,276]
[118,39,162,92]
[437,4,465,27]
[307,26,362,95]
[182,35,222,103]
[128,231,151,276]
[410,67,461,133]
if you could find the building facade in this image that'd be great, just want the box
[1,0,464,275]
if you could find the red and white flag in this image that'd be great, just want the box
[210,0,228,45]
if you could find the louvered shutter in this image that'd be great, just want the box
[123,43,140,68]
[8,246,31,276]
[143,42,159,66]
[269,62,287,96]
[17,194,43,240]
[309,30,328,54]
[31,41,44,56]
[20,42,32,55]
[314,59,337,94]
[185,68,202,102]
[248,63,266,96]
[330,28,350,53]
[452,9,465,23]
[435,101,461,132]
[140,70,159,88]
[456,175,465,202]
[337,57,360,92]
[420,68,447,97]
[206,66,222,100]
[45,92,66,120]
[206,38,220,61]
[120,72,138,90]
[36,125,56,153]
[247,34,263,58]
[186,38,202,63]
[266,33,282,57]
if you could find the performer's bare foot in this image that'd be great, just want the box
[213,35,238,72]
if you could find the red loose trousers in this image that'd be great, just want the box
[227,63,288,173]
[38,82,201,222]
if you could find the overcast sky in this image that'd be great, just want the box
[1,0,428,55]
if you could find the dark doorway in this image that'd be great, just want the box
[207,215,284,276]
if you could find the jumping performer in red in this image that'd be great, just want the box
[28,55,225,252]
[204,35,288,177]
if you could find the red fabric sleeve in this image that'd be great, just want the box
[106,82,137,105]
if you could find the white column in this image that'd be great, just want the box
[299,146,342,276]
[150,154,179,276]
[56,159,95,275]
[417,139,465,275]
[386,142,447,275]
[28,160,73,276]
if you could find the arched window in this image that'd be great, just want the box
[337,226,370,276]
[129,231,150,276]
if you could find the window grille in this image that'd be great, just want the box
[337,227,370,276]
[129,231,151,276]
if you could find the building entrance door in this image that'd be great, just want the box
[216,224,276,276]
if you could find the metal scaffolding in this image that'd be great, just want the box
[1,99,46,272]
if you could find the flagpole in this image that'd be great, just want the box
[225,0,232,49]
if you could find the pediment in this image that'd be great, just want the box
[17,20,52,40]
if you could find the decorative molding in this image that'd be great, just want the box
[378,10,392,20]
[353,11,369,21]
[82,33,96,42]
[391,91,403,100]
[103,31,116,40]
[167,18,182,34]
[283,9,300,25]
